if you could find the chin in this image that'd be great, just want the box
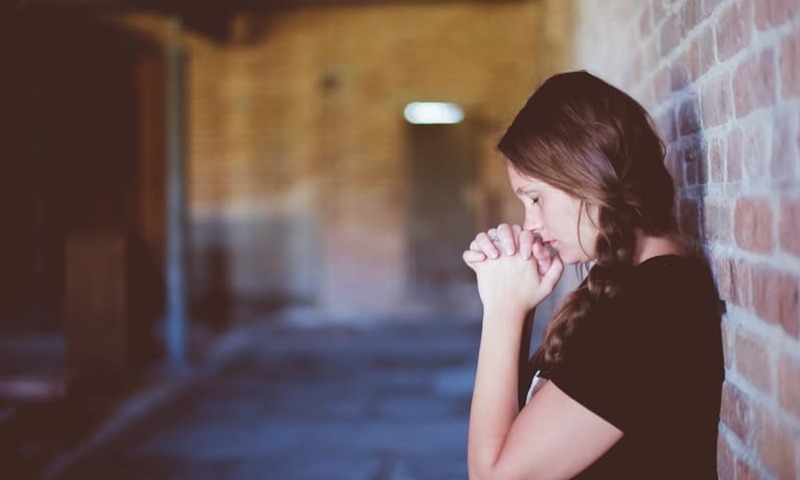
[560,255,580,265]
[554,250,573,264]
[559,251,591,266]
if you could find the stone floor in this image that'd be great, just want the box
[41,318,481,480]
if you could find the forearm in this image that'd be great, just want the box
[468,307,528,479]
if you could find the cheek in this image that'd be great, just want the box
[578,213,599,252]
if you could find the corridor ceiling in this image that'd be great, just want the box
[17,0,533,42]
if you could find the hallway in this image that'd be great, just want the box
[48,318,480,480]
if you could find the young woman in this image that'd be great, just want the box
[463,71,724,479]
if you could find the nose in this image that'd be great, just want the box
[522,207,541,233]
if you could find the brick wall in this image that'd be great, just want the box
[570,0,800,478]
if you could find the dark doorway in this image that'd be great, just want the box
[407,122,477,300]
[6,13,168,362]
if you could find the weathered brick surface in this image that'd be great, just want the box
[573,0,800,477]
[779,352,800,422]
[734,197,774,253]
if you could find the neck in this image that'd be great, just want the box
[632,230,685,265]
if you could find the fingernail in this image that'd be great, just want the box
[505,246,514,255]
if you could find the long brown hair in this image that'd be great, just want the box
[498,70,678,371]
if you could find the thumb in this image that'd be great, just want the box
[540,254,564,292]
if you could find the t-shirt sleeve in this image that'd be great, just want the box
[545,296,652,433]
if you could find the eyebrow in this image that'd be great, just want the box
[515,186,538,196]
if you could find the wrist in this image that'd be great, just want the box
[482,303,531,321]
[481,305,530,332]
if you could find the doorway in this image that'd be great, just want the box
[407,122,477,302]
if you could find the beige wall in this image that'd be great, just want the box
[176,2,554,320]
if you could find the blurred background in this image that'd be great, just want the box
[5,1,574,478]
[5,0,800,479]
[5,0,573,345]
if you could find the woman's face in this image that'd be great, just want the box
[507,163,600,265]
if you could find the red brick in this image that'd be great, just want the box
[751,265,800,338]
[682,135,704,185]
[721,381,755,442]
[755,406,799,480]
[781,28,800,98]
[714,257,753,308]
[703,194,732,244]
[771,109,798,179]
[734,197,774,253]
[733,48,777,117]
[702,0,725,18]
[721,319,734,368]
[700,73,733,128]
[658,109,678,144]
[755,0,799,29]
[735,331,774,394]
[742,121,772,181]
[646,39,659,78]
[778,353,800,422]
[639,2,653,37]
[713,257,734,306]
[678,95,702,135]
[661,12,682,56]
[735,459,760,480]
[698,153,710,185]
[671,61,691,93]
[727,127,743,182]
[715,0,753,61]
[655,66,672,103]
[682,0,707,34]
[631,52,644,80]
[680,197,700,237]
[709,136,726,182]
[779,197,800,258]
[717,435,735,480]
[690,29,715,80]
[734,259,754,309]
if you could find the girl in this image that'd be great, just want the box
[463,71,724,479]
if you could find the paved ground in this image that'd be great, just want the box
[44,318,481,480]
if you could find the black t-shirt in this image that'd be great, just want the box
[545,254,724,479]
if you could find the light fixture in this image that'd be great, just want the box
[403,102,464,125]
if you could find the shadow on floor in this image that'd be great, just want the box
[4,316,481,480]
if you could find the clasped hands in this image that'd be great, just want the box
[463,224,564,315]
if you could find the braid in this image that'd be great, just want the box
[534,202,639,371]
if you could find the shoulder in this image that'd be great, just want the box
[575,254,721,345]
[632,253,713,285]
[626,254,720,314]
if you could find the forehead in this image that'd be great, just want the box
[506,162,550,193]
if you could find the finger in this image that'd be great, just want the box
[476,231,500,259]
[540,253,564,292]
[496,223,516,255]
[533,240,552,275]
[469,240,480,252]
[511,225,523,254]
[463,250,487,265]
[518,230,534,260]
